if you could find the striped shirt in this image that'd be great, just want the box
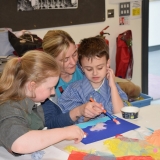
[58,76,128,123]
[55,65,84,97]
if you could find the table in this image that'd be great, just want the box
[116,104,160,130]
[54,104,160,158]
[0,104,160,160]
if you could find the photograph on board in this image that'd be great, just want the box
[17,0,78,11]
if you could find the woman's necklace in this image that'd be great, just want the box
[61,73,72,82]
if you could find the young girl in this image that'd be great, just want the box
[0,50,84,155]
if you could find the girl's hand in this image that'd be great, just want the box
[64,125,84,143]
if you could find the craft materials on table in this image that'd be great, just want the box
[31,151,45,160]
[65,145,96,154]
[145,129,160,147]
[67,151,153,160]
[80,117,140,144]
[77,116,110,129]
[103,109,120,125]
[66,131,158,159]
[66,105,160,159]
[89,97,120,125]
[77,97,140,144]
[103,135,160,159]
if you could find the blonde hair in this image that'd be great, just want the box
[0,50,60,104]
[42,30,75,58]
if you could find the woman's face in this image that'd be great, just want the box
[55,43,78,75]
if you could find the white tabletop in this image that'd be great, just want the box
[0,104,160,160]
[116,104,160,130]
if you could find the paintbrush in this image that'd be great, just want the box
[89,97,120,125]
[103,109,120,125]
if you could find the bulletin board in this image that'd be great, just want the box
[0,0,105,31]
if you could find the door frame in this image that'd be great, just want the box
[142,0,149,94]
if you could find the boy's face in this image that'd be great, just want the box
[81,56,110,89]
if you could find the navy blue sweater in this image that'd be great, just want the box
[42,99,74,129]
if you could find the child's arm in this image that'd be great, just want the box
[42,99,75,128]
[11,125,84,154]
[42,98,103,128]
[69,102,104,121]
[106,68,126,113]
[58,83,104,122]
[111,84,124,113]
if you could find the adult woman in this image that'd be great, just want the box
[42,30,103,128]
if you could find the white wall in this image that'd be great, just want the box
[149,0,160,46]
[25,0,142,88]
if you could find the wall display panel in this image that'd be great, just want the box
[17,0,79,11]
[0,0,105,31]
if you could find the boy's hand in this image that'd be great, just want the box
[79,102,104,118]
[106,68,116,88]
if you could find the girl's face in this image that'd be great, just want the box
[81,56,110,89]
[55,43,78,76]
[30,76,59,103]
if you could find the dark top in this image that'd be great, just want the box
[0,98,44,155]
[42,98,74,129]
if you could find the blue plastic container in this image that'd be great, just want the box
[130,93,153,108]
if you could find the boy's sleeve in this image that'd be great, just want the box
[58,84,83,113]
[116,83,128,106]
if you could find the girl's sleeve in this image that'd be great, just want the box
[0,117,30,153]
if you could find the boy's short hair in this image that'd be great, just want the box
[78,36,109,65]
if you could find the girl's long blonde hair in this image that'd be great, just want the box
[0,50,60,105]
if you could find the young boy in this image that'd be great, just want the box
[58,37,128,123]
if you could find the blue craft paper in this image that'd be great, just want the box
[76,117,110,129]
[81,117,140,144]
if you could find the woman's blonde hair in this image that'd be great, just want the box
[42,30,75,58]
[0,50,60,104]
